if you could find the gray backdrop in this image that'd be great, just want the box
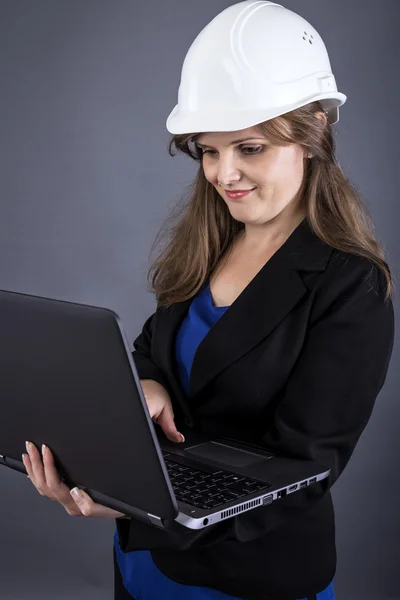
[0,1,398,599]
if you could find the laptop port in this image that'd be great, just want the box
[300,481,307,488]
[309,477,317,484]
[262,494,273,505]
[288,484,298,492]
[277,489,287,499]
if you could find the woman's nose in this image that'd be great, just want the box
[216,165,242,186]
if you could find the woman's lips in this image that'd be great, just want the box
[225,188,256,199]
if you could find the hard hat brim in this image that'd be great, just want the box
[166,92,347,134]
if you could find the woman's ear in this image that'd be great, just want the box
[315,111,328,123]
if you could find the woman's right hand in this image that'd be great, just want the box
[22,379,184,518]
[140,379,185,444]
[23,442,128,518]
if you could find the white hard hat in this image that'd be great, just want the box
[166,1,347,134]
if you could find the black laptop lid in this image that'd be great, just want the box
[0,288,178,521]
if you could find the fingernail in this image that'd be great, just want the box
[42,444,47,456]
[25,441,31,453]
[179,434,185,443]
[70,487,82,500]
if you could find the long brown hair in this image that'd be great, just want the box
[145,101,394,308]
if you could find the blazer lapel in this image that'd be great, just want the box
[156,218,333,404]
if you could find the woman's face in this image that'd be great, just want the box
[196,125,307,227]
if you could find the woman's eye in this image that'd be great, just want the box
[199,146,263,156]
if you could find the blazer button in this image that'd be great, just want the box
[184,416,193,428]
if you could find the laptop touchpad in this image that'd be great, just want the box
[185,441,266,468]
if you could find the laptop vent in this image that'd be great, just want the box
[221,498,262,520]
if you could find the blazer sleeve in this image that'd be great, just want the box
[130,310,173,396]
[222,256,395,544]
[116,256,395,551]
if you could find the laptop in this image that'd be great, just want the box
[0,288,330,532]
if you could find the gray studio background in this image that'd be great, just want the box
[0,1,399,599]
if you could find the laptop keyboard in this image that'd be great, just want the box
[163,457,272,510]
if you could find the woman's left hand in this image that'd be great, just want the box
[23,441,129,519]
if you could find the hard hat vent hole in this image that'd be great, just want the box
[302,32,314,44]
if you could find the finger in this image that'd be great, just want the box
[42,445,67,494]
[25,441,47,492]
[157,405,185,444]
[22,454,37,487]
[69,487,94,516]
[69,488,123,518]
[42,445,78,509]
[23,450,46,496]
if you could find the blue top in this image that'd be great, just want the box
[114,280,335,600]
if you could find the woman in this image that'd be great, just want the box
[23,2,395,600]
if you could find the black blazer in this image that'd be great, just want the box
[116,218,395,600]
